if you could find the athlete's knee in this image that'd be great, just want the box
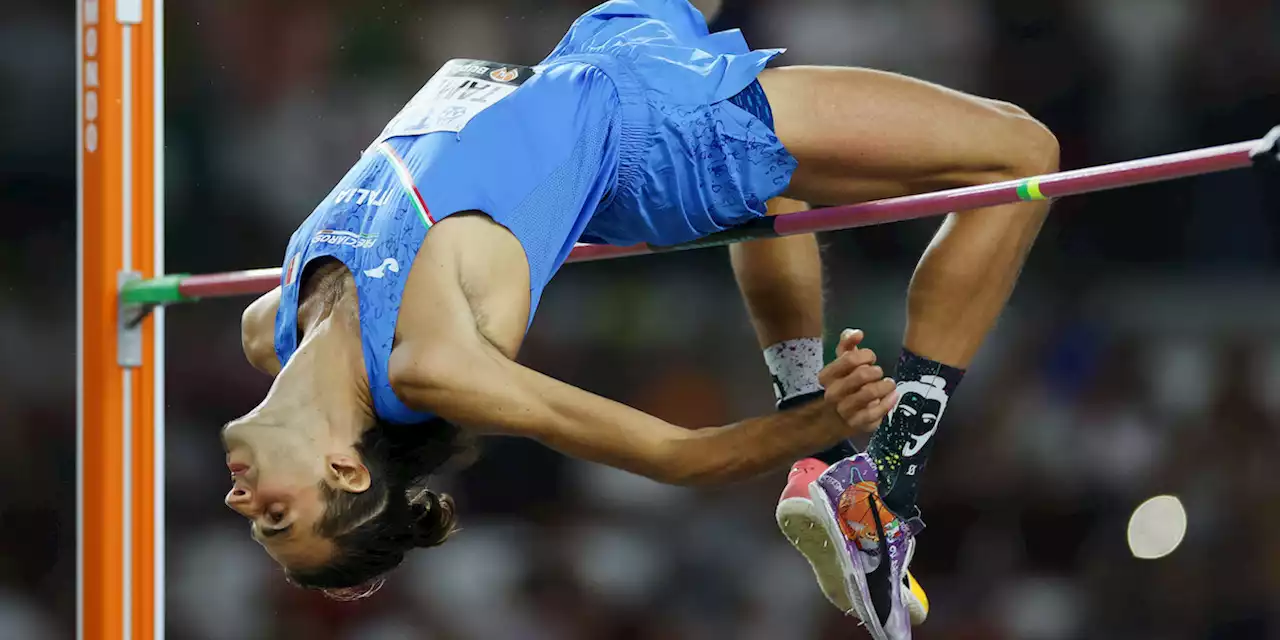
[985,99,1060,179]
[944,101,1056,234]
[919,100,1058,195]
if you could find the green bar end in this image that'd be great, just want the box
[120,274,192,305]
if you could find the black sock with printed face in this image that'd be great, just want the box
[866,348,965,518]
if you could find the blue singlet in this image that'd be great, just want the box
[274,0,798,424]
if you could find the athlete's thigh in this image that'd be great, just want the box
[759,66,1048,205]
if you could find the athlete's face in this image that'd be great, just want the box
[221,418,367,571]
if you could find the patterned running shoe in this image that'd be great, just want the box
[809,454,925,640]
[777,457,928,631]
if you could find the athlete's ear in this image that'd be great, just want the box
[326,454,372,493]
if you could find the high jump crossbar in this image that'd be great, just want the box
[122,128,1279,305]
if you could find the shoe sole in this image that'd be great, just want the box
[779,495,929,628]
[809,482,890,640]
[776,496,854,613]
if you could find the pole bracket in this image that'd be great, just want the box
[118,271,154,368]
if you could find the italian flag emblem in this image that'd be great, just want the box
[284,253,302,286]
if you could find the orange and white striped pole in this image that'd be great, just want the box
[77,0,164,638]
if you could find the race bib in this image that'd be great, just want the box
[370,59,534,147]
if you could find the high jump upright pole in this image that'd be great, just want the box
[77,0,164,638]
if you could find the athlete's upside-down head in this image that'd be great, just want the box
[222,412,472,599]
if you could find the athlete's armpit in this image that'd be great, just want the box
[398,213,532,360]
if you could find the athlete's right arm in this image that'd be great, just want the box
[390,216,896,486]
[241,287,283,377]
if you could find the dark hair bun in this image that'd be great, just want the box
[410,490,458,548]
[286,418,473,595]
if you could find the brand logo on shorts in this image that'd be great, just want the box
[489,67,519,82]
[311,230,378,249]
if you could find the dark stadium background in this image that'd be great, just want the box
[2,0,1278,638]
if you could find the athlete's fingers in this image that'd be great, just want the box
[835,328,865,357]
[835,378,896,420]
[864,390,899,426]
[819,354,879,391]
[818,348,878,387]
[834,376,896,417]
[840,387,898,431]
[822,364,884,401]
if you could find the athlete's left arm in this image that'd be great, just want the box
[389,215,894,485]
[392,328,888,486]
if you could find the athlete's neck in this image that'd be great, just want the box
[255,278,375,443]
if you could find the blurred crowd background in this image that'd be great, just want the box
[3,0,1280,638]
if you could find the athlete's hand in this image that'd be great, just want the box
[819,329,897,433]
